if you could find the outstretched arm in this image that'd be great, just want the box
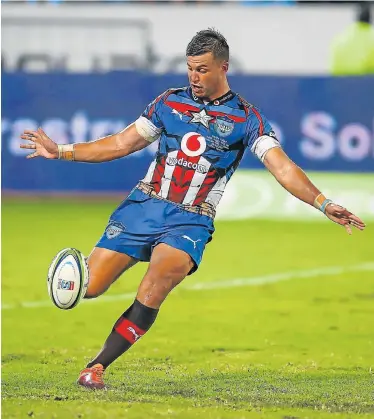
[20,122,151,163]
[263,147,366,235]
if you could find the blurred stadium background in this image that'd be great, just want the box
[2,1,374,419]
[2,0,374,220]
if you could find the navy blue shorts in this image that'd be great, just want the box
[96,188,215,274]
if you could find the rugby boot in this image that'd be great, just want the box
[77,363,106,390]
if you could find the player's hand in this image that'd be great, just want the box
[20,127,59,159]
[324,203,366,235]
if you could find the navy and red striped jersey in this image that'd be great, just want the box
[138,86,279,210]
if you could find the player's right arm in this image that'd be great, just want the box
[20,93,166,162]
[20,121,159,163]
[20,124,151,162]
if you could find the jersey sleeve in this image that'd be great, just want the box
[246,107,281,162]
[135,91,166,143]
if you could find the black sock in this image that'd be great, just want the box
[87,299,159,369]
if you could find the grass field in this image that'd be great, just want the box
[2,200,374,419]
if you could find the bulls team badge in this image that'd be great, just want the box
[181,132,206,157]
[214,116,234,137]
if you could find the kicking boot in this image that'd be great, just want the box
[77,363,106,390]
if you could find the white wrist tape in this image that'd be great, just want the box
[58,144,75,161]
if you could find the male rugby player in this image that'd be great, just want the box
[20,29,366,389]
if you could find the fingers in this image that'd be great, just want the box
[326,204,366,232]
[349,219,365,230]
[23,130,38,135]
[20,143,36,150]
[348,213,366,228]
[334,217,353,235]
[327,212,365,233]
[339,217,365,231]
[341,210,366,230]
[37,127,47,136]
[21,130,40,142]
[348,220,365,230]
[26,151,39,159]
[20,133,37,152]
[344,223,352,235]
[340,218,364,233]
[20,133,38,142]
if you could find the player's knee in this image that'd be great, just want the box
[149,260,190,288]
[141,274,173,295]
[137,262,191,307]
[170,259,194,284]
[136,279,169,307]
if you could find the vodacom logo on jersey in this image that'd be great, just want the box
[167,132,209,173]
[181,132,207,157]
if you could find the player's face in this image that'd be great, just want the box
[187,52,228,100]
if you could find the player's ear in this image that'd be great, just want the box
[222,61,229,73]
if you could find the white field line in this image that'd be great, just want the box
[2,262,374,311]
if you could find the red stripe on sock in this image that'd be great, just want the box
[115,319,145,344]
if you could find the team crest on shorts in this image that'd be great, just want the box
[106,221,125,239]
[214,116,234,137]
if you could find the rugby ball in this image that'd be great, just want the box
[47,248,89,310]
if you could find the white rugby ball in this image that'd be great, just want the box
[47,248,89,310]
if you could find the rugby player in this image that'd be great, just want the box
[20,29,366,390]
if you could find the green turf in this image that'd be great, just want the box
[2,200,374,419]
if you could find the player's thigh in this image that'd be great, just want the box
[136,243,194,308]
[85,247,137,298]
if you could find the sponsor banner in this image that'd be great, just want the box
[216,170,374,221]
[2,73,374,192]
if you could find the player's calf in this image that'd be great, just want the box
[85,299,159,367]
[78,298,159,389]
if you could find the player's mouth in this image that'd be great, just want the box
[191,84,204,94]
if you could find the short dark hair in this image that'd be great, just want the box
[186,28,229,62]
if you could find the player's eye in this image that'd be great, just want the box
[199,69,208,74]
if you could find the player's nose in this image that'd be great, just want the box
[190,71,199,83]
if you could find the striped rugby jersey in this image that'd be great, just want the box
[135,87,280,211]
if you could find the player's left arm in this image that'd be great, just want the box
[263,147,365,234]
[248,109,366,235]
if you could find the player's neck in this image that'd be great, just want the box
[206,83,231,103]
